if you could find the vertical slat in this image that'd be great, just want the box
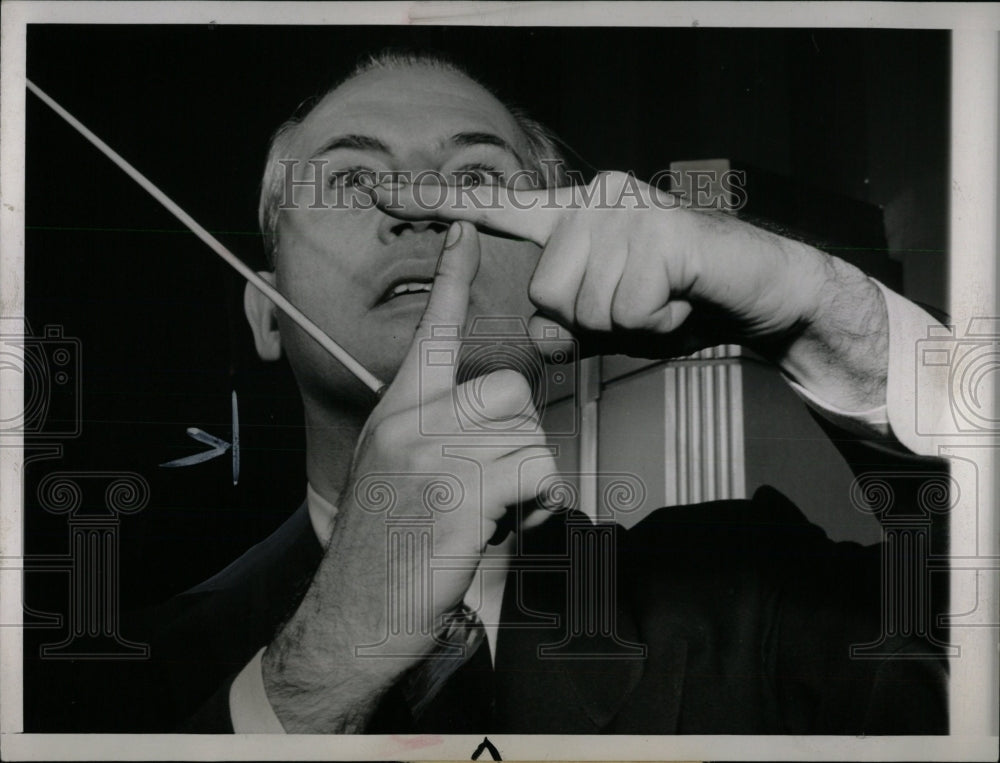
[702,362,716,501]
[676,367,689,505]
[578,357,600,519]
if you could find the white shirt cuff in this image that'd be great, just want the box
[229,647,286,733]
[878,279,955,457]
[785,279,948,458]
[786,375,891,439]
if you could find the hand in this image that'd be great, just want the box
[261,221,558,732]
[375,172,889,412]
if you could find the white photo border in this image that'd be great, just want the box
[1,2,997,761]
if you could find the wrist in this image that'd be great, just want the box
[260,565,401,734]
[261,624,389,734]
[775,249,889,412]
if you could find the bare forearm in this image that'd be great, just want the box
[260,600,387,733]
[257,487,444,733]
[764,242,889,412]
[681,207,889,412]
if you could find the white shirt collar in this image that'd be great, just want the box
[306,483,339,546]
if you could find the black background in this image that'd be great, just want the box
[23,25,948,616]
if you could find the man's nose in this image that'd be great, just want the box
[378,216,449,244]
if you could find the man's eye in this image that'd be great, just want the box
[452,165,505,188]
[328,167,377,189]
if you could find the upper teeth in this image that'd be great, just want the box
[389,282,432,297]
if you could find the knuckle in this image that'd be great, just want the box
[490,368,533,404]
[573,297,607,332]
[465,369,536,422]
[521,451,558,481]
[519,429,550,449]
[502,379,538,422]
[527,276,559,309]
[523,460,559,500]
[610,301,648,330]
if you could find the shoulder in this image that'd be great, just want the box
[619,486,882,619]
[113,501,323,731]
[140,500,323,671]
[622,485,845,564]
[185,499,321,597]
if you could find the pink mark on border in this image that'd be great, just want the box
[389,734,444,750]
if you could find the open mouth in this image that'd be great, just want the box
[375,277,434,306]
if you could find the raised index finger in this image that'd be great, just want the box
[377,220,480,411]
[371,179,571,246]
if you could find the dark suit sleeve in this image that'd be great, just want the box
[23,595,244,733]
[620,487,948,734]
[25,502,322,733]
[177,674,238,733]
[754,486,948,734]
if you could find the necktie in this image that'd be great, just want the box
[401,603,493,731]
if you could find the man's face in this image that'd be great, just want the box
[270,65,543,400]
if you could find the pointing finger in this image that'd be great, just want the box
[381,220,481,408]
[417,221,480,336]
[371,178,571,246]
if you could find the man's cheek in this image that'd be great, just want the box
[478,239,541,294]
[477,261,539,317]
[296,205,372,245]
[372,331,417,384]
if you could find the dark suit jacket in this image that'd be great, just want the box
[30,481,947,735]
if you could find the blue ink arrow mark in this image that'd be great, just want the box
[231,390,240,486]
[160,428,229,466]
[160,391,240,485]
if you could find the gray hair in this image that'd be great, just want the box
[257,50,570,265]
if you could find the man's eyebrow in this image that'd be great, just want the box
[447,132,526,164]
[311,134,391,158]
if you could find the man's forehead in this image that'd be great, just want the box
[291,65,527,159]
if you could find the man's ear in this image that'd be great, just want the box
[243,272,283,361]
